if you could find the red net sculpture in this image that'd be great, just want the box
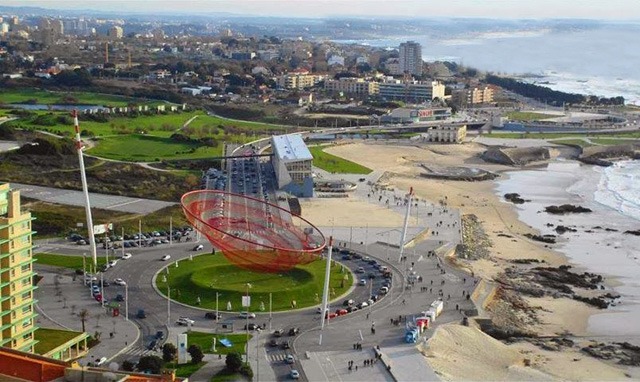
[181,190,326,272]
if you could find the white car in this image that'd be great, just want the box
[238,311,256,319]
[359,279,367,286]
[290,369,300,379]
[113,278,126,286]
[108,260,118,267]
[161,255,171,261]
[176,317,195,326]
[121,253,132,260]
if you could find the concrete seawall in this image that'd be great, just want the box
[481,147,550,166]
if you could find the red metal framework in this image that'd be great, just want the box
[181,190,326,272]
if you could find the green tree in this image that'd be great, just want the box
[162,343,177,363]
[225,351,243,372]
[187,344,204,364]
[137,355,163,374]
[121,360,136,371]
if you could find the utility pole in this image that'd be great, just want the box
[319,237,333,345]
[398,187,413,263]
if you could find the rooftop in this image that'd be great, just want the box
[271,134,313,162]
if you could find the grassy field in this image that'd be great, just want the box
[308,145,372,174]
[172,362,207,378]
[590,138,640,145]
[156,253,352,312]
[0,89,146,107]
[211,370,242,382]
[34,328,85,355]
[35,253,108,270]
[88,134,224,161]
[504,111,559,121]
[187,332,251,355]
[550,139,593,147]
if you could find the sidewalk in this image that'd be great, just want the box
[35,268,140,366]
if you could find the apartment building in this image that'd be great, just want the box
[277,73,326,90]
[324,77,379,96]
[0,183,37,353]
[378,80,445,103]
[399,41,423,76]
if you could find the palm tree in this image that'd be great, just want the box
[79,309,90,332]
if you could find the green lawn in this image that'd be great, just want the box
[504,111,559,121]
[156,253,352,312]
[0,89,146,107]
[590,138,640,146]
[88,134,223,161]
[35,253,108,270]
[171,362,207,378]
[187,332,251,355]
[34,328,85,354]
[550,139,593,147]
[211,370,242,382]
[309,145,372,174]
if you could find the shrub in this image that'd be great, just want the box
[137,355,163,374]
[187,344,204,364]
[225,351,243,372]
[162,343,177,363]
[239,363,253,379]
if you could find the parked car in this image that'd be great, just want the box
[269,339,279,347]
[379,286,389,294]
[239,311,256,319]
[147,340,157,350]
[336,309,348,316]
[290,369,300,379]
[204,312,222,320]
[359,279,367,286]
[136,309,146,319]
[346,306,358,313]
[368,273,376,279]
[176,317,195,326]
[161,255,171,261]
[280,341,291,350]
[155,331,165,340]
[244,323,260,331]
[288,327,299,336]
[357,301,369,309]
[193,244,204,251]
[115,294,125,302]
[342,299,355,306]
[94,357,108,367]
[356,267,365,273]
[325,312,338,319]
[285,354,295,364]
[121,253,132,260]
[273,329,284,337]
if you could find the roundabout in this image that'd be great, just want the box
[155,253,353,312]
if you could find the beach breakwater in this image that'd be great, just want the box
[482,147,550,166]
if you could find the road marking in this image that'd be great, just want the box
[359,329,363,340]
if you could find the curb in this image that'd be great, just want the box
[34,303,73,331]
[106,320,142,363]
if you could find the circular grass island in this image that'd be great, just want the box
[155,252,353,312]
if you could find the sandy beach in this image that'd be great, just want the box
[300,140,636,380]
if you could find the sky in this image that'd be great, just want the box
[2,0,638,20]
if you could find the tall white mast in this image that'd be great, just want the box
[73,110,98,270]
[398,187,413,263]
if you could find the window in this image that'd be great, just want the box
[21,278,30,287]
[11,311,16,319]
[20,264,30,273]
[21,221,29,230]
[22,319,31,328]
[10,269,15,277]
[22,333,32,341]
[21,305,30,314]
[21,292,31,300]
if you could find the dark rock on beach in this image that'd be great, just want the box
[555,225,578,234]
[525,233,556,244]
[504,193,527,204]
[545,204,592,214]
[624,230,640,236]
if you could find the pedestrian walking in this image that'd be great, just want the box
[356,366,358,371]
[402,299,406,305]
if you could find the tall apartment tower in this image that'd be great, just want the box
[399,41,423,77]
[0,183,37,353]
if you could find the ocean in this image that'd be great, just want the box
[336,20,640,105]
[496,161,640,337]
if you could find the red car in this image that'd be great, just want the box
[325,312,338,319]
[94,294,103,302]
[336,309,348,316]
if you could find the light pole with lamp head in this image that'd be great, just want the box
[244,283,252,363]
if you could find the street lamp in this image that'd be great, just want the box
[244,283,252,363]
[124,281,128,321]
[216,292,221,324]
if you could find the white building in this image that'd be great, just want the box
[271,134,314,197]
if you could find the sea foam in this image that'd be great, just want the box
[594,160,640,222]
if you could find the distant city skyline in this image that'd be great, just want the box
[1,0,638,20]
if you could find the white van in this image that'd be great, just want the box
[94,356,108,366]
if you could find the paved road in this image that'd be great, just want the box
[9,183,175,214]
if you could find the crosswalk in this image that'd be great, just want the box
[120,346,160,359]
[266,351,291,362]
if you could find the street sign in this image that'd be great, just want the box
[242,296,251,307]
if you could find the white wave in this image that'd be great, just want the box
[594,160,640,222]
[476,29,552,40]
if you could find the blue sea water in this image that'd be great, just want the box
[336,21,640,104]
